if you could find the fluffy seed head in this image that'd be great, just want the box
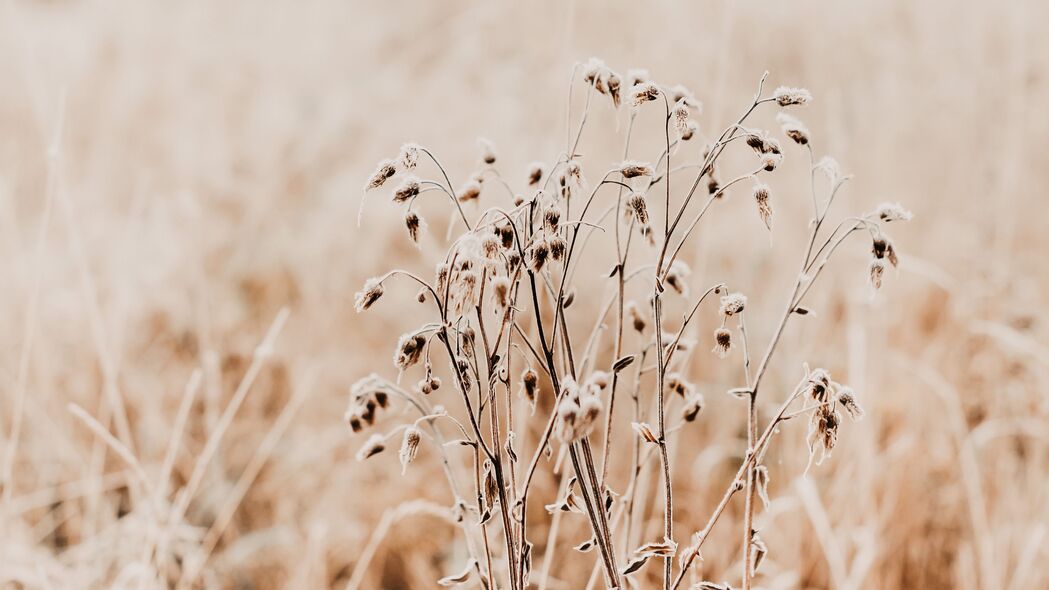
[530,240,550,271]
[366,159,397,190]
[754,184,773,230]
[405,211,422,243]
[875,202,913,222]
[719,292,747,317]
[544,206,561,231]
[399,426,422,474]
[527,162,544,186]
[773,86,813,107]
[627,301,646,333]
[627,193,649,225]
[713,328,732,358]
[630,82,661,107]
[776,113,810,145]
[356,434,386,461]
[457,180,481,202]
[392,177,421,203]
[478,138,497,165]
[394,332,427,370]
[869,258,886,290]
[355,278,385,312]
[837,387,865,421]
[664,261,691,296]
[619,161,655,179]
[682,393,705,422]
[399,143,420,169]
[548,236,567,261]
[492,276,511,308]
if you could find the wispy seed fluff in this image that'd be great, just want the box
[394,332,427,370]
[555,377,602,443]
[772,86,813,107]
[626,68,650,88]
[354,278,385,312]
[776,113,810,145]
[399,143,421,170]
[530,240,550,271]
[630,82,661,107]
[548,236,567,261]
[392,177,421,203]
[492,276,511,309]
[673,100,691,136]
[681,120,699,142]
[366,159,397,190]
[753,184,773,230]
[760,152,782,172]
[669,84,701,109]
[871,235,899,268]
[681,392,705,422]
[627,193,650,225]
[712,327,732,358]
[619,161,655,179]
[719,292,747,317]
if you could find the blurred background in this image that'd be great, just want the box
[1,0,1047,588]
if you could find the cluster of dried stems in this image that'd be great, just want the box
[351,58,910,589]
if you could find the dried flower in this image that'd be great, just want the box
[754,184,773,230]
[521,368,539,409]
[627,301,646,333]
[478,138,497,165]
[394,332,427,370]
[808,404,841,461]
[366,159,397,190]
[499,223,516,249]
[392,177,421,203]
[805,368,833,403]
[492,276,511,308]
[682,393,704,422]
[457,180,481,203]
[627,193,649,225]
[544,206,561,231]
[530,240,550,271]
[760,152,782,172]
[837,387,865,421]
[527,162,544,186]
[869,258,886,290]
[776,113,810,145]
[630,82,660,107]
[875,202,913,222]
[619,161,655,179]
[405,211,423,243]
[355,278,385,312]
[399,426,422,473]
[673,100,690,135]
[548,236,567,261]
[719,292,747,317]
[664,261,691,296]
[713,328,732,358]
[399,143,420,169]
[356,433,386,461]
[773,86,812,107]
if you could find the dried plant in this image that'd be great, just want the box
[351,59,910,590]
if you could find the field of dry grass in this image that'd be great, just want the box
[1,1,1047,589]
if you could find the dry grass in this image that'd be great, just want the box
[0,1,1047,589]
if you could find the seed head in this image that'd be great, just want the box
[399,426,422,474]
[806,369,833,403]
[808,405,841,461]
[392,177,421,203]
[837,387,865,421]
[630,82,661,107]
[527,162,544,187]
[481,235,501,259]
[719,292,747,317]
[681,120,699,141]
[356,433,386,461]
[399,143,421,169]
[354,278,385,312]
[478,138,497,165]
[544,206,561,231]
[682,393,705,422]
[394,332,427,371]
[548,236,567,261]
[619,161,655,179]
[869,258,886,290]
[664,261,691,296]
[626,68,650,87]
[405,211,423,243]
[875,202,913,222]
[627,301,646,333]
[772,86,812,107]
[521,368,539,410]
[627,193,649,225]
[753,184,773,230]
[457,180,482,203]
[712,328,732,358]
[673,100,690,136]
[665,373,694,398]
[492,276,511,308]
[366,159,397,190]
[776,113,810,145]
[760,152,782,172]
